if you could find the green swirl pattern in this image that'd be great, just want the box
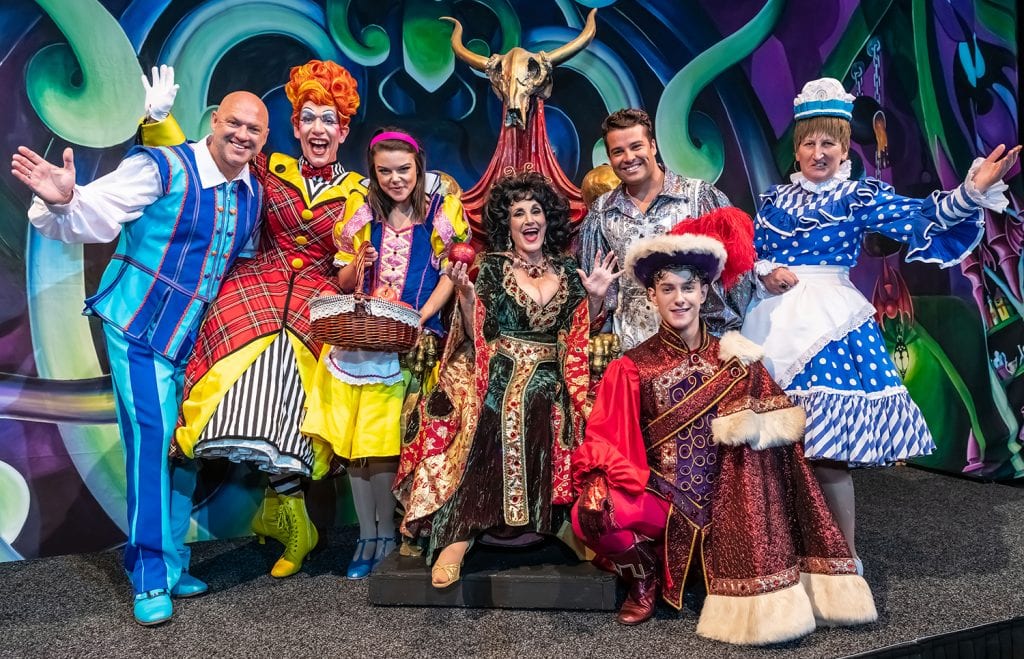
[162,3,342,139]
[455,0,521,59]
[656,0,783,183]
[0,461,30,545]
[26,233,127,532]
[26,0,144,148]
[327,0,391,66]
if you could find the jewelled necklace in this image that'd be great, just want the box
[512,252,549,279]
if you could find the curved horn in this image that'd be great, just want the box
[545,9,597,65]
[440,16,489,72]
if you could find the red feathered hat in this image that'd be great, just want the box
[624,207,756,289]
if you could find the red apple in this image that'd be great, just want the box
[372,284,414,309]
[447,242,476,266]
[373,284,398,301]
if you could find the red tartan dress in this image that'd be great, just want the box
[175,152,366,478]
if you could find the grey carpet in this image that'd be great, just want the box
[1,467,1023,658]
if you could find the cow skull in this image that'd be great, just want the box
[442,9,597,129]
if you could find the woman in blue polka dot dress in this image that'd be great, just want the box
[742,78,1020,568]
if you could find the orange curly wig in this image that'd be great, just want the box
[284,60,360,128]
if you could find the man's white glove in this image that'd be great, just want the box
[141,64,178,122]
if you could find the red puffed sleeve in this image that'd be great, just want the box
[571,356,649,495]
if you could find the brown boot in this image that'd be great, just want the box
[606,539,659,625]
[591,554,617,574]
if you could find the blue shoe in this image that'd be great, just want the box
[346,538,377,580]
[171,572,209,598]
[372,536,397,572]
[133,590,173,626]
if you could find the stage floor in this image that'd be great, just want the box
[2,466,1023,657]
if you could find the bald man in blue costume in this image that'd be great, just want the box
[11,88,269,626]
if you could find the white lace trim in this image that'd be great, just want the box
[326,368,403,386]
[754,259,781,276]
[793,78,856,110]
[193,439,310,476]
[786,384,907,400]
[964,156,1010,213]
[308,294,420,328]
[789,159,851,194]
[324,347,403,386]
[364,298,421,326]
[775,306,875,388]
[752,260,783,299]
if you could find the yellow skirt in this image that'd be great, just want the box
[176,330,335,479]
[301,346,408,460]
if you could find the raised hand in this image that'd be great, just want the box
[141,65,179,121]
[11,146,76,205]
[760,266,799,295]
[577,249,622,300]
[972,144,1022,193]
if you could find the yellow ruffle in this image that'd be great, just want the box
[138,114,186,147]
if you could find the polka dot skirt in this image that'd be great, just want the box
[787,319,935,465]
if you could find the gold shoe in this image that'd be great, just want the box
[430,562,462,589]
[399,538,423,557]
[251,488,288,545]
[270,492,319,578]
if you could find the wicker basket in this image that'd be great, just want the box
[309,294,420,352]
[308,242,421,353]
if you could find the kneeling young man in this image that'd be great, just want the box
[571,208,876,645]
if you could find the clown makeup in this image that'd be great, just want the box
[294,101,348,168]
[299,107,340,128]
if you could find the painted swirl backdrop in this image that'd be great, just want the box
[0,0,1020,561]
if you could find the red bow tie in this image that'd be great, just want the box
[301,161,335,180]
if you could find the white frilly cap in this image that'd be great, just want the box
[793,77,856,121]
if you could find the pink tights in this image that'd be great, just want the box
[571,487,669,554]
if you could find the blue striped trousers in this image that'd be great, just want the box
[103,324,196,595]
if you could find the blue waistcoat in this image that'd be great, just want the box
[84,144,263,363]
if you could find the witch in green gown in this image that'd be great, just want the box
[394,172,619,587]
